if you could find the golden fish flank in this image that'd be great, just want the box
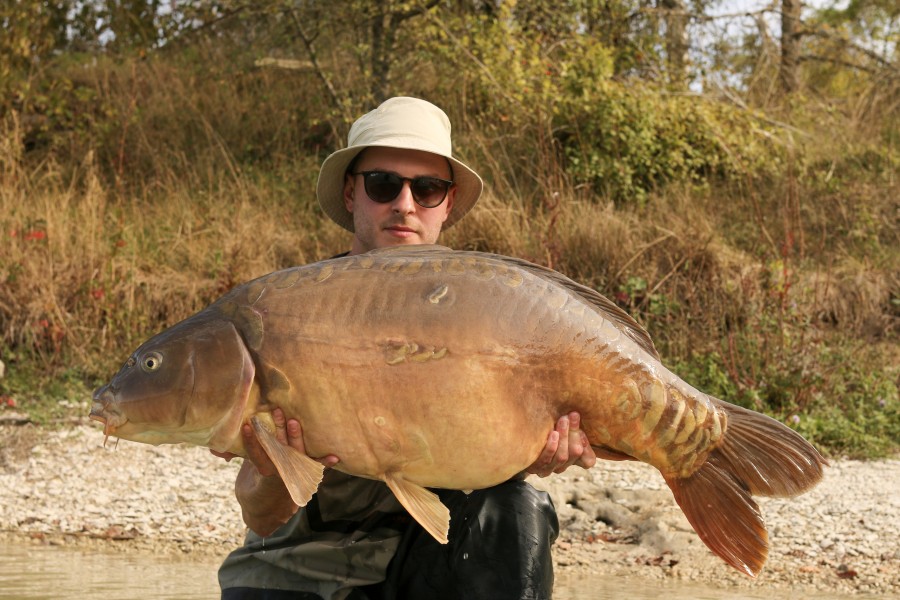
[472,262,496,281]
[245,280,267,305]
[90,245,826,578]
[354,255,376,270]
[591,425,612,444]
[374,256,431,275]
[424,256,523,287]
[502,269,524,288]
[446,258,467,275]
[271,269,302,289]
[655,393,686,447]
[314,263,335,282]
[543,285,569,311]
[383,341,449,365]
[427,284,449,304]
[641,380,667,434]
[616,380,643,420]
[217,301,264,351]
[673,401,696,444]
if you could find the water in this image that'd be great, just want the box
[554,572,872,600]
[0,544,222,600]
[0,544,879,599]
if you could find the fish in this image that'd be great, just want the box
[90,244,826,577]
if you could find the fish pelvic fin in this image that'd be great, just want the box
[384,473,450,545]
[665,401,827,577]
[250,415,325,507]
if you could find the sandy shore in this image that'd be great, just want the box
[1,423,897,597]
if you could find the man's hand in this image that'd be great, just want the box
[209,408,338,536]
[210,408,339,473]
[526,412,597,477]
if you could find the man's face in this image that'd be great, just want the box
[343,147,456,255]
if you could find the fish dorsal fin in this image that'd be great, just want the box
[384,473,451,544]
[356,246,659,359]
[250,415,325,507]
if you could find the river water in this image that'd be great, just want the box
[0,543,878,599]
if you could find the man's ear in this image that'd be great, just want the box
[343,174,355,213]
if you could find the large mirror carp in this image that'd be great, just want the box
[90,245,826,576]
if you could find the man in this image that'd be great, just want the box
[217,97,596,599]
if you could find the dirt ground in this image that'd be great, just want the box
[1,422,897,597]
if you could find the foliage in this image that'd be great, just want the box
[555,85,785,203]
[793,350,900,459]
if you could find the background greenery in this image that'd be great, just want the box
[1,0,897,458]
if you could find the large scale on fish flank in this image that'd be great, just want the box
[90,245,826,578]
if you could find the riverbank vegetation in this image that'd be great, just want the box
[1,1,897,457]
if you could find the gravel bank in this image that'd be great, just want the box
[1,423,897,597]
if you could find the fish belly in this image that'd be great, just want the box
[269,347,557,490]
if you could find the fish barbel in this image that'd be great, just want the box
[90,245,825,576]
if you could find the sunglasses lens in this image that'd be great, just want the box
[410,178,450,208]
[363,172,403,203]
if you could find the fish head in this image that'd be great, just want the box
[90,314,256,451]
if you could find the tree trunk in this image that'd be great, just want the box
[369,0,440,104]
[660,0,689,89]
[780,0,801,94]
[370,6,390,104]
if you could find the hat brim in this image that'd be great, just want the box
[316,145,483,233]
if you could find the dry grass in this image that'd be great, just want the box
[1,120,345,375]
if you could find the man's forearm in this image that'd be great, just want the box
[235,460,299,536]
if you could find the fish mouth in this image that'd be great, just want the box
[90,385,127,434]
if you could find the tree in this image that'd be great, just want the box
[356,0,442,103]
[660,0,689,88]
[781,0,802,93]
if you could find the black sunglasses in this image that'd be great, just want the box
[352,171,453,208]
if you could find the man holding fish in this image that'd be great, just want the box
[92,95,825,594]
[216,97,597,599]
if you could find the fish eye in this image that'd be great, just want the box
[141,352,163,373]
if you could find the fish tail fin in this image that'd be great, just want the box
[665,402,827,577]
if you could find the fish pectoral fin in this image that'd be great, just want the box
[250,416,324,507]
[384,473,450,545]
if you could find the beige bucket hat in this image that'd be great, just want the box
[316,97,484,232]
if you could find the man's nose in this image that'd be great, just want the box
[391,181,416,213]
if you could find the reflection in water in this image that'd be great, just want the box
[0,543,874,600]
[0,543,222,600]
[554,572,874,600]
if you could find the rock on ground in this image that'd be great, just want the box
[1,424,897,596]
